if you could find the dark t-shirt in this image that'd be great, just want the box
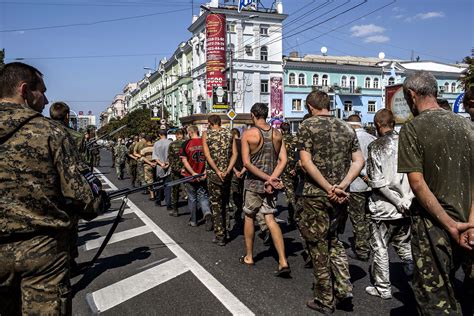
[297,115,360,197]
[180,138,206,176]
[398,109,473,222]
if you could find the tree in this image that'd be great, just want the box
[460,55,474,90]
[0,49,5,66]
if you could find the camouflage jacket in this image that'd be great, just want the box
[296,115,360,197]
[168,139,184,173]
[282,132,297,172]
[206,128,232,182]
[114,144,128,164]
[0,102,99,236]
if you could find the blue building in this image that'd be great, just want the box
[282,53,468,132]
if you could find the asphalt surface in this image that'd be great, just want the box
[71,151,466,315]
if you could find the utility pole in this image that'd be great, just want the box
[228,48,234,129]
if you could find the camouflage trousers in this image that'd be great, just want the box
[369,218,412,295]
[411,214,474,315]
[143,165,155,184]
[281,171,296,223]
[228,175,244,231]
[136,159,145,186]
[127,160,137,186]
[298,196,352,309]
[0,232,71,316]
[115,160,125,179]
[170,171,182,211]
[207,175,231,241]
[344,191,371,258]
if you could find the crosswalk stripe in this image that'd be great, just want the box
[83,226,153,251]
[86,258,188,313]
[93,208,134,221]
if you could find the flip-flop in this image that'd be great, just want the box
[239,255,254,266]
[274,265,291,277]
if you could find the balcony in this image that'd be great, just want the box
[338,86,362,95]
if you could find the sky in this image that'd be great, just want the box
[1,0,472,118]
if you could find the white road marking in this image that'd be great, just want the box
[84,226,153,251]
[93,170,254,316]
[93,208,133,221]
[87,258,188,313]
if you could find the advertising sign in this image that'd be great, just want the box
[385,84,413,124]
[206,13,226,98]
[270,77,283,118]
[238,0,254,12]
[212,86,229,110]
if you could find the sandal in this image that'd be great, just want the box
[239,255,254,266]
[274,265,291,277]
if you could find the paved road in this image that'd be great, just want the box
[71,151,439,315]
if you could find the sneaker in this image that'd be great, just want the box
[204,213,213,231]
[365,286,392,299]
[188,221,197,227]
[169,210,178,217]
[306,299,334,314]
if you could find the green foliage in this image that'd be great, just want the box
[460,55,474,90]
[97,108,163,140]
[0,49,4,66]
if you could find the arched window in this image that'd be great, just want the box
[451,82,456,93]
[373,77,379,89]
[388,77,395,86]
[365,77,371,88]
[289,73,296,85]
[349,76,356,91]
[313,74,319,86]
[322,74,328,86]
[341,76,347,88]
[260,46,268,61]
[444,82,449,92]
[298,73,306,85]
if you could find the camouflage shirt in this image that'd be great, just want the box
[114,143,128,164]
[0,102,99,236]
[134,140,147,156]
[282,132,297,172]
[206,127,233,181]
[297,115,360,197]
[168,139,184,173]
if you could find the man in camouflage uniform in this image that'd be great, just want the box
[203,115,237,246]
[398,71,474,315]
[297,91,364,313]
[133,133,147,187]
[114,138,128,180]
[0,62,109,315]
[127,135,139,187]
[280,122,297,226]
[167,129,185,216]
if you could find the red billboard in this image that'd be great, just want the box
[270,77,283,118]
[206,13,226,98]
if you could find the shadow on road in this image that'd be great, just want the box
[72,246,152,296]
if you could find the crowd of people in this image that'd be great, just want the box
[0,61,473,315]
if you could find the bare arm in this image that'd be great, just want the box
[270,135,287,179]
[300,150,333,193]
[143,157,156,167]
[408,172,473,249]
[181,156,197,176]
[226,137,238,175]
[338,150,365,190]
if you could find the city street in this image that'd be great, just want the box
[72,152,421,315]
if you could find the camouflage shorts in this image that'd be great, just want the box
[243,190,276,217]
[144,165,155,184]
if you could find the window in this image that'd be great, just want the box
[451,82,456,93]
[292,99,303,111]
[373,77,379,89]
[260,79,269,93]
[344,101,352,112]
[349,76,356,91]
[368,101,376,113]
[227,23,236,33]
[289,73,296,85]
[260,26,269,36]
[388,77,395,86]
[312,74,319,86]
[245,45,253,56]
[322,74,328,86]
[298,74,305,85]
[341,76,347,88]
[365,77,371,88]
[260,46,268,61]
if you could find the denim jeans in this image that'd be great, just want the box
[185,181,211,224]
[157,174,171,208]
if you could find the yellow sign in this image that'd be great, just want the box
[227,109,237,121]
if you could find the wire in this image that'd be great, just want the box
[0,8,190,32]
[5,52,173,61]
[0,0,195,6]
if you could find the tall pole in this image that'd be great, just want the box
[229,48,234,129]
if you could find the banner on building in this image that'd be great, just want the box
[385,84,413,124]
[212,86,229,110]
[238,0,254,12]
[206,13,226,98]
[270,77,283,118]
